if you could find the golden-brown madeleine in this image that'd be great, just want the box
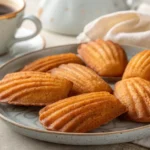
[114,77,150,122]
[0,71,72,106]
[123,50,150,81]
[2,71,51,81]
[78,39,127,77]
[39,92,126,133]
[21,53,84,72]
[50,63,112,95]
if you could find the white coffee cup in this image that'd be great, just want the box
[0,0,42,55]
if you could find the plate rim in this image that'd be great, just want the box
[0,43,150,136]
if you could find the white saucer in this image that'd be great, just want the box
[0,28,45,66]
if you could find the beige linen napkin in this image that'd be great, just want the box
[77,11,150,49]
[77,9,150,148]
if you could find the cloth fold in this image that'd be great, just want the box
[77,4,150,148]
[77,11,150,49]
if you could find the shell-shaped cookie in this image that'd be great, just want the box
[123,50,150,81]
[2,71,51,81]
[50,63,112,95]
[114,77,150,122]
[0,71,72,106]
[39,92,126,133]
[78,39,127,77]
[21,53,83,72]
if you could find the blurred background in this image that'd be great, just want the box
[24,0,150,47]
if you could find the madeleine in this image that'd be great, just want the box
[0,71,72,106]
[123,50,150,81]
[78,39,127,77]
[39,92,126,133]
[21,53,83,72]
[50,63,112,95]
[114,77,150,122]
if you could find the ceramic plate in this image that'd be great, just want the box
[0,44,150,145]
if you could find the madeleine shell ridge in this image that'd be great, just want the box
[78,39,127,77]
[50,63,112,95]
[123,50,150,81]
[21,53,84,72]
[114,77,150,122]
[0,71,72,106]
[39,92,126,133]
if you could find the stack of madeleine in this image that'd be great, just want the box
[0,39,150,133]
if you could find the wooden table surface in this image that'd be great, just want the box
[0,0,148,150]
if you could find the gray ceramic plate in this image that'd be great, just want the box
[0,44,150,145]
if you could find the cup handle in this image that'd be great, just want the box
[9,15,42,46]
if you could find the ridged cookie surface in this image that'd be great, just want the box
[78,39,127,77]
[21,53,83,72]
[50,63,112,95]
[123,50,150,81]
[39,92,126,133]
[114,77,150,122]
[0,71,72,106]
